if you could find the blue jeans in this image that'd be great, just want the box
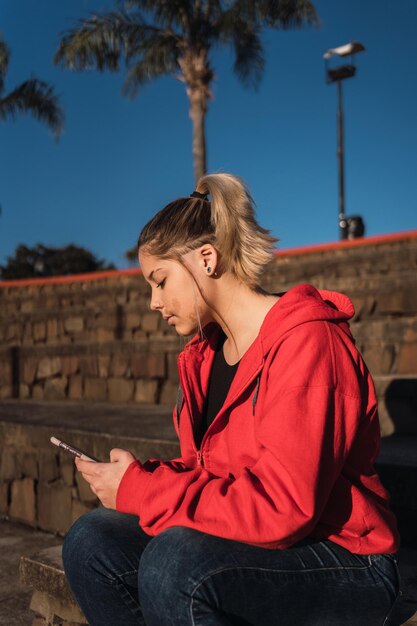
[63,508,400,625]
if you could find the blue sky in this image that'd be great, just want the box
[1,0,416,269]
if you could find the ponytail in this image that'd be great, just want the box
[138,173,278,287]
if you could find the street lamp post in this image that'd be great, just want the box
[324,41,365,240]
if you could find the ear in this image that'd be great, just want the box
[197,244,218,276]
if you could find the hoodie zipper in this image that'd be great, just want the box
[196,450,204,467]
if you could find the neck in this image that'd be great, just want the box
[207,275,279,365]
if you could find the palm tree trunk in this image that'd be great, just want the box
[189,89,207,185]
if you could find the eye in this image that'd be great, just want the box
[156,279,166,289]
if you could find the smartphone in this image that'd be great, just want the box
[50,436,100,462]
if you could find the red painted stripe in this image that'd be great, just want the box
[1,229,416,289]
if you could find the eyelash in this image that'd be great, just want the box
[156,279,166,289]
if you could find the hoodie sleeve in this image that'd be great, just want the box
[116,321,365,547]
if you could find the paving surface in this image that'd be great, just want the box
[0,519,62,626]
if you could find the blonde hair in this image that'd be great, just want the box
[138,173,278,287]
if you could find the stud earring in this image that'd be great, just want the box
[207,266,212,274]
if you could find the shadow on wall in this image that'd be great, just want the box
[386,379,417,436]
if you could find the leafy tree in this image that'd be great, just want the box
[55,0,318,183]
[0,244,115,280]
[0,34,64,137]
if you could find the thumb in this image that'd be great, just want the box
[110,448,128,463]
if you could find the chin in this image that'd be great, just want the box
[175,321,199,337]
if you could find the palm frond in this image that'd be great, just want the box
[124,0,194,30]
[0,79,64,137]
[123,30,179,96]
[0,35,10,94]
[54,12,132,71]
[233,26,264,89]
[230,0,319,29]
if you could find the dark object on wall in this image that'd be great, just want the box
[347,215,365,239]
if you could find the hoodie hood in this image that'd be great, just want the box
[259,283,355,354]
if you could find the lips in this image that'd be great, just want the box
[163,315,176,325]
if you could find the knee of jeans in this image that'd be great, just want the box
[62,508,109,578]
[138,527,199,601]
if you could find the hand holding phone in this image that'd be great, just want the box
[50,436,100,462]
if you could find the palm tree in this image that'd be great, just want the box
[0,35,64,137]
[55,0,318,184]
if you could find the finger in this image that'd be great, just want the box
[76,458,99,475]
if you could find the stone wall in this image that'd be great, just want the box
[0,419,179,535]
[1,231,417,434]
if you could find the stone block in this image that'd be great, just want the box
[32,384,44,400]
[47,318,58,340]
[108,378,134,403]
[64,317,84,333]
[21,299,34,312]
[146,353,165,378]
[111,353,128,377]
[404,325,417,343]
[22,357,38,385]
[71,498,96,524]
[19,382,30,399]
[10,478,36,525]
[84,377,107,401]
[131,354,147,378]
[75,472,98,504]
[39,450,60,483]
[0,359,11,386]
[68,375,83,400]
[362,345,395,376]
[5,322,18,341]
[37,480,72,534]
[125,311,140,330]
[79,355,98,377]
[0,481,9,515]
[160,380,179,405]
[397,343,417,375]
[30,590,88,625]
[167,353,179,384]
[37,357,62,379]
[60,456,74,487]
[134,379,158,404]
[44,377,68,400]
[23,322,33,344]
[19,450,39,479]
[98,354,111,378]
[377,291,417,315]
[141,312,159,332]
[33,321,47,342]
[0,385,12,399]
[96,327,115,342]
[0,447,20,480]
[61,356,79,377]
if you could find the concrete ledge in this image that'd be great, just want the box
[20,546,87,625]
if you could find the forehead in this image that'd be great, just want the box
[139,251,175,279]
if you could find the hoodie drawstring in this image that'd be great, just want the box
[252,374,261,415]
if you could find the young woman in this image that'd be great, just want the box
[63,173,400,626]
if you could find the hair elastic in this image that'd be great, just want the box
[190,191,209,201]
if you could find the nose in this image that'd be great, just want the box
[150,289,162,311]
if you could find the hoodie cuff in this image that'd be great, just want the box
[116,460,152,516]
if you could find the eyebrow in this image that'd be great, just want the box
[147,268,163,282]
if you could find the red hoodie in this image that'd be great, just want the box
[116,284,400,554]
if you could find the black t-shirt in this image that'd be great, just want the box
[199,333,239,443]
